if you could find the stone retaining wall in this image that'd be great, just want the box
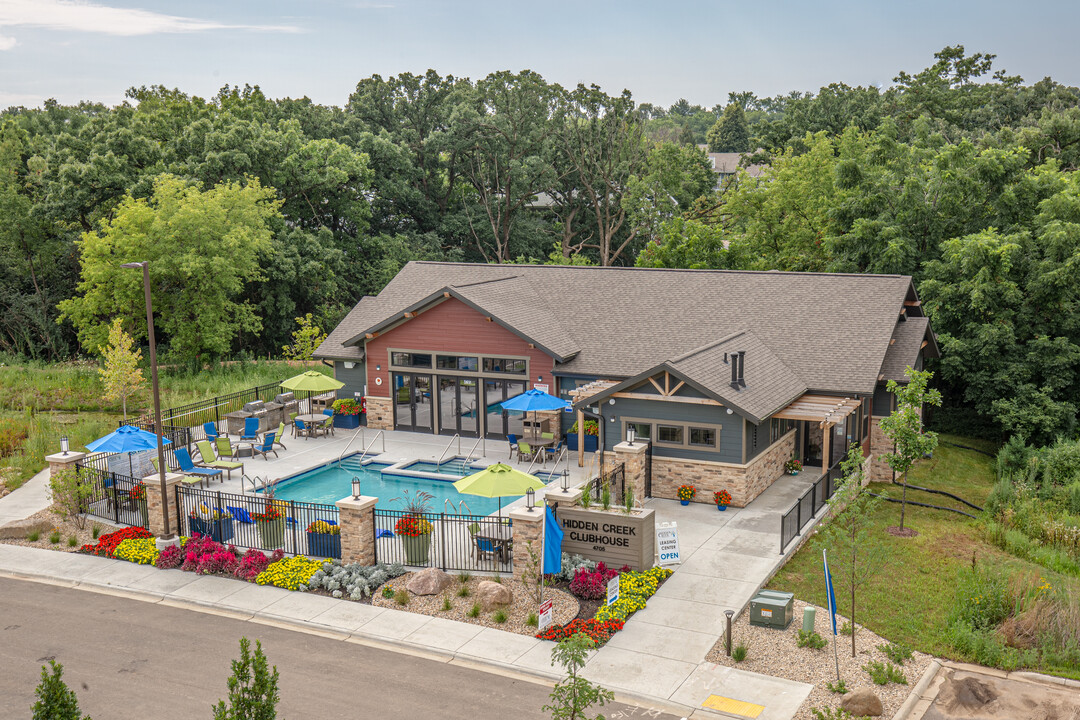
[365,396,393,430]
[869,416,894,483]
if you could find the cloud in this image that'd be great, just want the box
[0,0,301,40]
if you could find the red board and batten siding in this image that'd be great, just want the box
[364,298,556,398]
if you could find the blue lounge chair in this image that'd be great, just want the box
[226,506,255,524]
[174,447,224,486]
[203,422,220,442]
[240,417,260,442]
[251,432,277,460]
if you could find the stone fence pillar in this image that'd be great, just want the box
[46,451,86,480]
[336,495,378,565]
[509,506,544,582]
[613,440,648,507]
[545,486,582,511]
[144,472,185,538]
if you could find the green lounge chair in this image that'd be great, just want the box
[196,440,244,480]
[216,437,237,460]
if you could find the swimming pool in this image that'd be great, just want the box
[266,454,554,516]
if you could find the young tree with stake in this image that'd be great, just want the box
[98,318,145,421]
[879,367,942,533]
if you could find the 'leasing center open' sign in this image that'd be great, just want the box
[557,507,655,571]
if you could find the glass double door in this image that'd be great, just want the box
[393,373,433,433]
[437,376,480,437]
[484,379,526,439]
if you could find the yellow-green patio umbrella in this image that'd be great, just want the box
[454,463,547,517]
[280,371,344,393]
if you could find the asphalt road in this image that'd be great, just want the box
[0,577,681,720]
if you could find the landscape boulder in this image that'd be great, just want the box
[0,518,53,540]
[477,580,512,611]
[841,687,883,717]
[405,567,453,596]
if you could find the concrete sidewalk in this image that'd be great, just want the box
[0,467,52,529]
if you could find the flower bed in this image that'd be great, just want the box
[536,618,624,643]
[80,526,153,557]
[255,555,324,590]
[113,538,160,565]
[538,565,672,642]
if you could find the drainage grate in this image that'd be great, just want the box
[701,695,765,719]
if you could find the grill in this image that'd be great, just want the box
[274,392,300,423]
[242,400,270,432]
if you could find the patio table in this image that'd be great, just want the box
[296,413,331,439]
[476,525,513,561]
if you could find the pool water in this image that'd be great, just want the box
[267,456,531,515]
[400,458,473,476]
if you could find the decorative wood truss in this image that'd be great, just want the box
[774,394,862,469]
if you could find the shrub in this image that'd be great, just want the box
[49,467,95,530]
[49,530,60,544]
[32,660,90,720]
[880,642,913,665]
[1039,438,1080,487]
[863,660,907,685]
[557,553,597,582]
[235,548,284,582]
[1065,483,1080,514]
[797,630,827,650]
[27,530,39,542]
[826,679,848,694]
[81,526,152,557]
[212,637,279,720]
[306,560,407,600]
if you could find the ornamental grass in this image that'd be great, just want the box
[255,555,324,590]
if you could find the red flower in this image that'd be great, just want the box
[129,483,147,501]
[80,526,153,558]
[535,618,624,644]
[394,514,433,537]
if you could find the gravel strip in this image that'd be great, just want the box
[705,599,932,720]
[372,572,579,638]
[0,508,122,551]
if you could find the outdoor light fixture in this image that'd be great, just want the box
[609,416,616,422]
[608,398,615,405]
[352,475,361,500]
[726,408,733,415]
[60,436,69,456]
[526,488,535,511]
[376,364,381,370]
[725,609,735,656]
[627,427,636,446]
[561,470,569,493]
[537,375,543,382]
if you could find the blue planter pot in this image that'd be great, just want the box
[307,532,341,558]
[334,414,361,430]
[717,505,728,511]
[680,500,690,506]
[566,434,599,453]
[189,516,234,543]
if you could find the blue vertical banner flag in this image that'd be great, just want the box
[543,505,564,575]
[823,549,838,636]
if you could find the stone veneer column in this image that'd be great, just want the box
[46,450,86,479]
[364,396,393,430]
[336,495,378,565]
[545,487,583,511]
[144,472,185,538]
[508,505,544,582]
[869,417,895,484]
[612,440,647,507]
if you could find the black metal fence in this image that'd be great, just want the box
[643,443,653,498]
[588,463,626,505]
[130,381,284,432]
[373,509,513,573]
[175,485,341,559]
[76,458,149,529]
[779,464,842,555]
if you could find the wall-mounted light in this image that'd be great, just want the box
[609,416,616,422]
[537,375,543,382]
[608,398,615,405]
[526,487,535,512]
[344,361,356,369]
[627,427,636,446]
[60,436,69,456]
[376,364,381,371]
[351,476,361,500]
[726,408,733,415]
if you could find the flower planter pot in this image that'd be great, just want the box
[189,516,235,543]
[401,534,432,565]
[566,434,599,453]
[333,414,361,430]
[307,532,341,558]
[787,470,800,476]
[137,499,148,527]
[717,505,728,512]
[679,500,690,506]
[257,517,285,549]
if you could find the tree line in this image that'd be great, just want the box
[2,46,1079,441]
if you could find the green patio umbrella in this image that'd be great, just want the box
[453,463,547,517]
[280,371,344,393]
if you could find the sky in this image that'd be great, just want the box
[1,0,1079,110]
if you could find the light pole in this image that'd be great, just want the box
[121,261,173,540]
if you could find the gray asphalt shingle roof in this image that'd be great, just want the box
[316,262,925,414]
[879,316,936,383]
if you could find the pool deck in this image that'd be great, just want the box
[209,427,595,511]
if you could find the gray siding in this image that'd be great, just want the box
[334,361,367,400]
[604,396,743,463]
[744,421,767,461]
[872,384,894,416]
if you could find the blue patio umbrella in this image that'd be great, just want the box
[86,425,171,477]
[499,388,570,441]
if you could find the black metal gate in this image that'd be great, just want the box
[590,463,626,504]
[643,442,653,498]
[372,510,513,573]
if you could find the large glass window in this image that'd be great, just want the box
[391,352,432,368]
[437,355,478,371]
[483,357,526,374]
[657,425,683,445]
[689,427,717,448]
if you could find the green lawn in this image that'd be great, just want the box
[769,435,1080,675]
[0,359,329,488]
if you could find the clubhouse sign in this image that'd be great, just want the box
[557,506,655,571]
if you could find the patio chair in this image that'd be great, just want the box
[541,432,555,440]
[216,437,237,460]
[474,535,501,563]
[239,417,261,442]
[251,432,278,460]
[203,422,221,442]
[174,447,224,487]
[273,422,287,450]
[289,413,299,438]
[320,408,335,437]
[507,434,519,460]
[517,441,533,463]
[294,418,310,440]
[195,440,244,480]
[544,439,564,464]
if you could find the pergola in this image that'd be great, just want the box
[773,394,862,469]
[568,380,621,466]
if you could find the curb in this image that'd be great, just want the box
[1,568,698,718]
[891,659,941,720]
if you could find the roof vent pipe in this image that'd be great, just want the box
[737,351,746,387]
[730,352,739,389]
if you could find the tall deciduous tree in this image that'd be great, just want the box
[58,174,281,364]
[98,317,144,420]
[706,102,751,152]
[879,367,942,532]
[823,444,887,659]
